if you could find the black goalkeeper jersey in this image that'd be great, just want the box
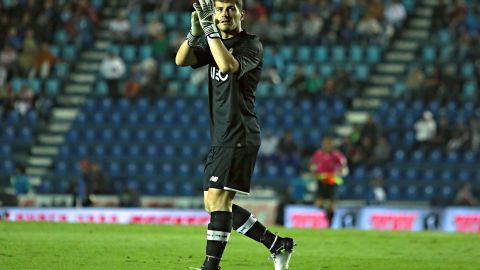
[192,31,263,147]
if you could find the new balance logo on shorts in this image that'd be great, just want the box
[209,176,219,182]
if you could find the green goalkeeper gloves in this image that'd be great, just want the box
[193,0,221,39]
[186,11,203,47]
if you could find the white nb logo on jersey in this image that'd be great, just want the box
[211,66,229,82]
[209,176,219,182]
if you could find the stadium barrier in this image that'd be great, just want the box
[285,205,480,233]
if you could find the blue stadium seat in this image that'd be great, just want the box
[429,150,443,164]
[160,162,175,177]
[139,45,153,60]
[0,145,11,158]
[107,161,122,177]
[122,45,137,62]
[405,185,419,200]
[296,46,311,62]
[388,168,402,182]
[144,180,159,195]
[62,45,77,62]
[463,151,477,164]
[45,78,60,97]
[314,46,328,62]
[332,46,346,62]
[279,46,294,60]
[422,46,436,62]
[125,162,138,177]
[54,62,69,78]
[404,168,418,182]
[422,169,436,183]
[366,46,381,63]
[387,185,401,200]
[350,45,363,62]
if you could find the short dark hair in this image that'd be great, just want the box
[215,0,243,10]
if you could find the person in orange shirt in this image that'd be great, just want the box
[34,43,57,78]
[310,136,349,227]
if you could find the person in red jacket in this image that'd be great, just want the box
[310,136,349,227]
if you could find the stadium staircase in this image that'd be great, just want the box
[25,2,124,185]
[335,0,436,138]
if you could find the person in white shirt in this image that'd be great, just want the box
[414,111,437,150]
[109,13,130,43]
[384,0,407,27]
[100,52,126,98]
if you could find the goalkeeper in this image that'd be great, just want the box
[175,0,295,269]
[309,136,349,227]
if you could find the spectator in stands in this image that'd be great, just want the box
[100,51,126,99]
[0,14,10,44]
[147,18,165,42]
[14,84,34,116]
[74,15,94,49]
[130,17,148,44]
[434,116,452,150]
[0,83,14,118]
[468,118,480,152]
[277,131,300,166]
[34,89,54,123]
[0,44,18,79]
[384,0,407,28]
[0,65,6,86]
[357,14,383,42]
[336,70,358,106]
[422,67,442,102]
[440,66,463,102]
[259,130,279,160]
[325,14,344,42]
[447,123,469,152]
[139,58,163,97]
[152,31,169,63]
[414,111,437,150]
[366,0,385,21]
[302,13,323,44]
[433,0,449,29]
[123,63,144,98]
[303,71,323,100]
[88,163,108,195]
[109,12,130,43]
[10,165,31,195]
[5,27,22,50]
[360,115,380,144]
[368,136,391,166]
[310,136,349,227]
[366,175,387,205]
[34,43,57,78]
[286,65,307,98]
[406,68,425,98]
[18,29,38,76]
[322,76,336,98]
[119,186,141,207]
[454,182,478,206]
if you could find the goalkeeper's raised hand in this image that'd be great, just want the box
[187,11,203,47]
[193,0,221,39]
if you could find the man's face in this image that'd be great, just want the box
[214,1,243,34]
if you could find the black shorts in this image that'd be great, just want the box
[203,146,259,195]
[316,181,337,200]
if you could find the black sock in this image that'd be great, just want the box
[203,211,232,269]
[326,209,334,227]
[232,204,279,252]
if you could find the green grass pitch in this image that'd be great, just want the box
[1,222,479,270]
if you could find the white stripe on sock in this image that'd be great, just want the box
[207,230,231,242]
[269,235,279,251]
[236,214,258,234]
